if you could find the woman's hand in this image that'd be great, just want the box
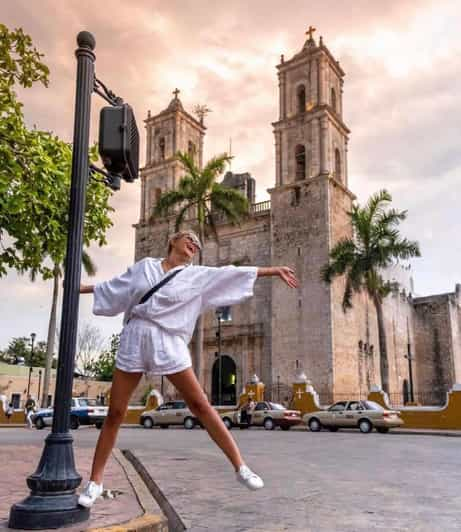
[257,266,299,288]
[277,267,299,288]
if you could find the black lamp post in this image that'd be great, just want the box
[26,333,36,397]
[9,32,96,529]
[216,309,223,405]
[9,31,139,530]
[27,367,33,397]
[404,319,415,404]
[37,370,42,403]
[277,375,281,403]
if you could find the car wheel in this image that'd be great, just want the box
[35,417,45,430]
[142,417,154,429]
[184,417,196,430]
[281,426,291,431]
[308,418,322,432]
[327,426,339,432]
[376,427,389,434]
[95,421,104,429]
[70,416,80,430]
[359,419,373,433]
[160,425,169,429]
[222,417,232,430]
[264,418,275,430]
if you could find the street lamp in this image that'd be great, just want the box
[404,320,415,404]
[216,308,223,405]
[277,375,281,403]
[37,370,42,403]
[27,333,36,397]
[9,31,139,530]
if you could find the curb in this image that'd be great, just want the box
[87,449,168,532]
[122,449,187,532]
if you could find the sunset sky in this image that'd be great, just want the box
[1,0,460,350]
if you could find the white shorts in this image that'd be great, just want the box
[116,318,192,376]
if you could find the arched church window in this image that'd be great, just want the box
[159,137,165,160]
[297,85,306,115]
[335,148,341,181]
[331,87,337,112]
[295,145,306,181]
[188,140,196,160]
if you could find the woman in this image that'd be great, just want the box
[78,230,298,508]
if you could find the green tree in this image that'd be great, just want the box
[89,334,119,382]
[321,190,420,393]
[0,25,114,405]
[3,336,47,366]
[153,151,249,379]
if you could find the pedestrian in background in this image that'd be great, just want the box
[24,395,36,429]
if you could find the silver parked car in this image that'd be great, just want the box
[140,400,199,429]
[304,400,403,433]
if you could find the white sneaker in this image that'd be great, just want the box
[236,465,264,491]
[78,480,104,508]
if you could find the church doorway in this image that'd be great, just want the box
[211,355,237,406]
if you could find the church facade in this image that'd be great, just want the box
[134,32,461,405]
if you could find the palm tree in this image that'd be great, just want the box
[321,189,420,393]
[32,251,97,407]
[153,151,249,381]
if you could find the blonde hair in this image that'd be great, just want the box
[167,230,201,255]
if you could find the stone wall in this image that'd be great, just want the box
[413,287,461,402]
[270,176,334,399]
[199,212,272,398]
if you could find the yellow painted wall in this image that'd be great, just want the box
[368,386,461,430]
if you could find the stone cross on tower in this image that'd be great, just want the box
[173,88,180,99]
[305,25,316,40]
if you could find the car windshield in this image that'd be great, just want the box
[363,401,384,411]
[268,402,285,411]
[76,398,97,407]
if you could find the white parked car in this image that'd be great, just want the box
[33,397,107,430]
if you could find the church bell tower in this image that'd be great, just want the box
[135,90,206,260]
[270,28,358,401]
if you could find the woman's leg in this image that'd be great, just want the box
[89,368,142,484]
[167,368,244,471]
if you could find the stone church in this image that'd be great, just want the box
[134,31,461,405]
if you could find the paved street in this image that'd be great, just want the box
[1,427,460,531]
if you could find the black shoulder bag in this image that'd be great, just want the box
[127,268,184,323]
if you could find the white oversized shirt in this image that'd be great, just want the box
[93,258,258,342]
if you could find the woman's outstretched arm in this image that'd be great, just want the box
[80,284,94,294]
[257,267,299,288]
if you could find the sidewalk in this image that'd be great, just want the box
[0,445,166,531]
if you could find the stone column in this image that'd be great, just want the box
[320,116,329,174]
[146,122,152,164]
[275,130,282,186]
[318,55,327,105]
[280,72,287,119]
[140,176,146,221]
[339,79,344,118]
[344,139,349,188]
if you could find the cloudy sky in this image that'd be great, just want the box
[1,0,460,350]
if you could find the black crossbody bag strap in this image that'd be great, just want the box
[138,268,183,305]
